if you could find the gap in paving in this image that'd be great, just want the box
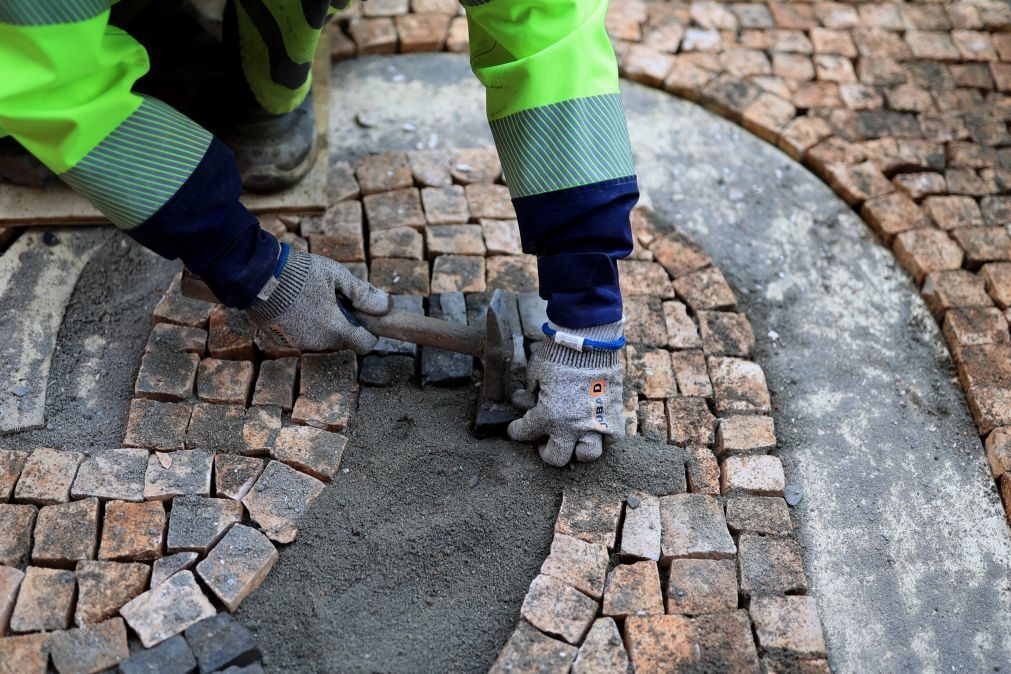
[236,384,685,673]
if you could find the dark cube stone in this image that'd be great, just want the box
[117,634,197,674]
[359,355,416,387]
[184,613,260,674]
[421,292,473,387]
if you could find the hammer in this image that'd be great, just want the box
[179,271,523,437]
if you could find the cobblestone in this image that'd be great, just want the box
[620,492,661,561]
[99,500,166,562]
[726,496,794,536]
[14,447,84,505]
[207,307,256,360]
[242,461,325,543]
[197,358,255,406]
[721,455,786,496]
[554,492,623,550]
[519,574,597,645]
[666,558,738,616]
[601,560,664,618]
[659,493,737,561]
[0,566,22,635]
[117,634,196,674]
[539,533,609,601]
[74,561,149,625]
[571,618,629,674]
[738,533,808,595]
[186,403,246,453]
[196,524,278,612]
[489,621,576,674]
[9,567,75,632]
[50,616,129,674]
[145,323,207,355]
[144,450,214,501]
[134,350,199,402]
[32,497,99,567]
[119,571,216,648]
[751,595,827,657]
[71,448,147,502]
[167,496,242,554]
[185,613,261,673]
[124,399,192,452]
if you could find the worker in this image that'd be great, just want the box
[0,0,638,467]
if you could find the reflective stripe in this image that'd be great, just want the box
[490,94,636,198]
[62,97,211,229]
[0,0,107,26]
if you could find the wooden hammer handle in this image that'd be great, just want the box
[179,271,485,357]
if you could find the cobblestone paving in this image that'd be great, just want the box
[333,0,1011,563]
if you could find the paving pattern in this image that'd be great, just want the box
[332,0,1011,564]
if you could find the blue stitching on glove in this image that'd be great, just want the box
[542,323,625,351]
[274,242,291,279]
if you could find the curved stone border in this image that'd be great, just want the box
[331,0,1011,531]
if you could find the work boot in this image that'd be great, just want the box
[221,92,319,194]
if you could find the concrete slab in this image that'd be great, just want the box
[0,229,111,433]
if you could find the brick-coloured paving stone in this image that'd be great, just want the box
[465,184,514,220]
[650,230,712,279]
[624,296,669,346]
[254,328,299,359]
[14,447,84,505]
[396,13,450,52]
[489,621,576,674]
[50,616,129,674]
[750,595,826,657]
[197,358,255,406]
[666,397,715,447]
[408,149,451,187]
[726,496,794,536]
[554,492,623,550]
[426,224,486,258]
[486,255,538,292]
[893,172,947,201]
[0,449,27,501]
[186,403,247,453]
[271,426,347,482]
[242,460,325,543]
[207,307,256,360]
[539,533,609,600]
[923,195,984,230]
[369,257,430,295]
[685,445,721,496]
[619,260,675,298]
[602,560,664,619]
[9,567,75,632]
[639,401,667,441]
[167,496,242,554]
[671,349,713,398]
[99,500,166,562]
[0,566,24,635]
[450,148,501,184]
[666,558,737,616]
[215,454,263,501]
[251,357,298,411]
[708,356,772,415]
[120,570,216,648]
[71,448,148,503]
[571,617,629,674]
[860,192,927,241]
[951,227,1011,268]
[371,226,424,260]
[421,186,470,225]
[481,218,522,256]
[355,152,413,195]
[698,311,755,357]
[824,161,892,206]
[738,533,808,595]
[363,188,427,231]
[659,493,737,562]
[983,263,1011,309]
[627,348,675,400]
[150,551,198,589]
[986,428,1011,479]
[662,300,702,349]
[922,269,993,319]
[124,399,192,452]
[32,497,99,568]
[304,202,366,263]
[197,524,278,612]
[0,632,51,674]
[185,613,261,673]
[153,273,212,329]
[519,574,597,645]
[897,226,966,282]
[673,267,736,311]
[145,322,207,355]
[134,350,199,402]
[721,455,786,496]
[943,307,1009,351]
[74,561,149,625]
[240,406,281,457]
[620,492,661,561]
[623,615,695,672]
[0,504,36,567]
[430,254,487,293]
[144,450,214,501]
[716,415,777,455]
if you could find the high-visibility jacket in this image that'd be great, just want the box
[0,0,637,326]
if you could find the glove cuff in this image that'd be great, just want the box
[247,250,312,323]
[540,320,623,369]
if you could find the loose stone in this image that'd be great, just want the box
[150,552,199,588]
[519,574,598,645]
[119,571,216,648]
[166,496,243,554]
[241,461,325,543]
[271,426,347,482]
[196,525,278,612]
[49,617,129,674]
[215,454,264,501]
[554,491,623,550]
[74,561,150,625]
[32,497,99,568]
[602,560,665,618]
[539,533,610,600]
[9,567,76,632]
[99,500,166,562]
[184,612,261,673]
[143,449,214,501]
[659,493,737,562]
[572,617,630,674]
[14,447,84,505]
[71,448,148,502]
[0,504,37,567]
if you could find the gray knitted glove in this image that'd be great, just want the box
[508,321,625,467]
[247,251,390,354]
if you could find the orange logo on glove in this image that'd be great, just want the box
[590,380,606,397]
[590,379,608,431]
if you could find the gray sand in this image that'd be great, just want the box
[237,384,687,673]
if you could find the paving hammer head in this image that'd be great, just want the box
[180,271,523,437]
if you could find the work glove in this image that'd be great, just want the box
[247,249,390,354]
[508,321,625,467]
